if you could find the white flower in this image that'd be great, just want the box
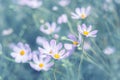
[10,42,32,63]
[2,28,13,36]
[39,39,70,60]
[36,36,47,45]
[26,0,42,9]
[71,6,91,19]
[38,39,62,56]
[40,22,60,35]
[51,49,70,60]
[78,24,98,37]
[103,46,115,55]
[83,41,91,50]
[57,14,68,24]
[18,0,42,8]
[30,53,54,71]
[58,0,70,7]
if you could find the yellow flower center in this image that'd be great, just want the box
[73,41,79,46]
[83,31,89,36]
[39,63,44,68]
[20,50,25,56]
[54,54,60,59]
[80,13,86,19]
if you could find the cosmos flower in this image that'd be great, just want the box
[64,34,81,50]
[2,28,13,36]
[40,22,60,35]
[78,24,98,37]
[51,49,70,60]
[83,41,91,50]
[36,36,47,46]
[58,0,70,7]
[38,39,62,56]
[18,0,42,8]
[39,39,70,60]
[10,42,32,63]
[57,14,68,24]
[103,46,115,55]
[71,6,91,19]
[29,51,54,71]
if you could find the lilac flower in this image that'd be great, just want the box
[40,22,60,35]
[103,46,115,55]
[78,24,98,37]
[10,42,32,63]
[30,52,54,71]
[58,0,70,7]
[71,6,91,19]
[57,14,68,24]
[64,34,81,50]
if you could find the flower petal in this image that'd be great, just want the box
[64,43,73,50]
[50,39,56,48]
[68,34,77,41]
[44,56,51,63]
[71,12,80,19]
[75,8,81,15]
[29,62,41,71]
[86,6,91,15]
[82,24,87,31]
[87,25,92,32]
[56,43,62,51]
[78,25,83,33]
[88,30,98,37]
[59,49,65,56]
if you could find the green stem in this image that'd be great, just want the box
[67,21,78,37]
[90,47,111,71]
[78,54,84,80]
[53,69,57,80]
[78,37,85,80]
[2,55,15,62]
[90,39,112,73]
[84,51,112,77]
[53,63,57,80]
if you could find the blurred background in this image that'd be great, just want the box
[0,0,120,80]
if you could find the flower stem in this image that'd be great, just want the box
[78,37,85,80]
[53,64,57,80]
[2,54,15,62]
[67,21,78,37]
